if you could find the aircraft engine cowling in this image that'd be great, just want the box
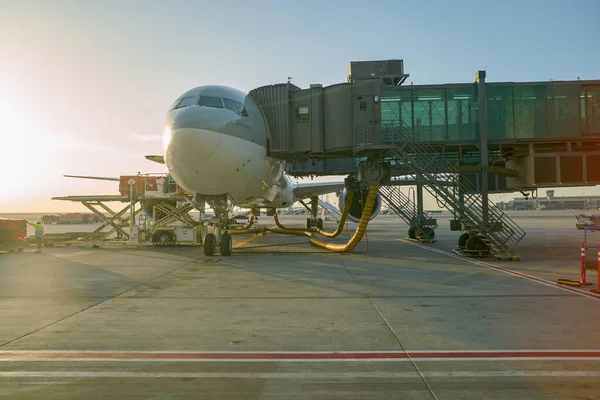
[337,187,382,223]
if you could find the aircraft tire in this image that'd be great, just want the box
[306,218,312,229]
[204,233,215,256]
[316,218,323,230]
[220,232,232,256]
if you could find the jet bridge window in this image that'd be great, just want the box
[297,105,309,122]
[198,96,223,108]
[173,96,198,110]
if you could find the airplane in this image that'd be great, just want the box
[159,85,382,256]
[63,85,384,256]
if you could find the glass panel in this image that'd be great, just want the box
[582,86,600,135]
[412,88,446,142]
[381,88,412,128]
[297,105,309,121]
[173,96,197,110]
[446,86,477,141]
[513,85,547,139]
[546,84,581,138]
[487,85,514,140]
[223,98,239,114]
[198,96,223,108]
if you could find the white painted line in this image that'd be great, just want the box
[3,349,599,354]
[2,357,600,363]
[1,371,600,379]
[398,239,600,302]
[2,349,600,362]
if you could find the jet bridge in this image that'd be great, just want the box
[249,59,600,258]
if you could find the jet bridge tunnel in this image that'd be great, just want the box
[248,59,600,259]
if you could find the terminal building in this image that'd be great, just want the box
[501,190,600,211]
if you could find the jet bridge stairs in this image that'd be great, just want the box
[356,122,526,259]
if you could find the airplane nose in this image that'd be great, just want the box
[169,128,220,162]
[166,108,221,162]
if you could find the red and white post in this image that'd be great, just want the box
[597,245,600,292]
[580,242,586,285]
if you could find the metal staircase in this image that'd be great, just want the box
[369,123,525,258]
[378,185,438,241]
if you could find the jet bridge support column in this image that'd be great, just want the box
[416,174,424,224]
[476,70,489,231]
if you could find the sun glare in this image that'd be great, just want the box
[0,97,49,202]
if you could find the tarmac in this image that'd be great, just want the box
[1,214,600,399]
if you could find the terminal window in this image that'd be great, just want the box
[297,105,309,121]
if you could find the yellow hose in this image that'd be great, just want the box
[267,227,310,236]
[273,213,315,234]
[314,191,354,238]
[309,184,378,253]
[227,215,255,235]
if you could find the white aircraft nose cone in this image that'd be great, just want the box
[169,128,220,162]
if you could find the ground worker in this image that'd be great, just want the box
[26,220,44,253]
[115,219,123,239]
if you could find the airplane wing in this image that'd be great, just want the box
[52,195,129,202]
[293,181,345,201]
[145,155,165,164]
[318,199,342,221]
[64,175,120,181]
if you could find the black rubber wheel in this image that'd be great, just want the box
[421,227,435,240]
[458,232,470,249]
[153,231,172,244]
[203,233,215,256]
[408,227,417,239]
[466,235,489,252]
[316,218,323,230]
[220,232,232,256]
[306,218,312,229]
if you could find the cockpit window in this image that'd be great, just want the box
[223,98,239,114]
[235,101,248,117]
[173,96,197,110]
[198,96,223,108]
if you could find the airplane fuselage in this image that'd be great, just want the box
[164,85,296,208]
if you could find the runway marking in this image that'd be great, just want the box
[2,371,600,379]
[1,350,600,362]
[399,240,600,301]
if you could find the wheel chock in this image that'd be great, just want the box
[557,279,581,287]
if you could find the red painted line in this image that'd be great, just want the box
[1,350,600,360]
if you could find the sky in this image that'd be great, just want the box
[0,0,599,212]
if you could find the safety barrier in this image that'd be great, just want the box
[581,242,588,285]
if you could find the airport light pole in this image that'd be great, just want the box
[128,179,138,245]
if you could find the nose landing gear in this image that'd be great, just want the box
[200,194,234,257]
